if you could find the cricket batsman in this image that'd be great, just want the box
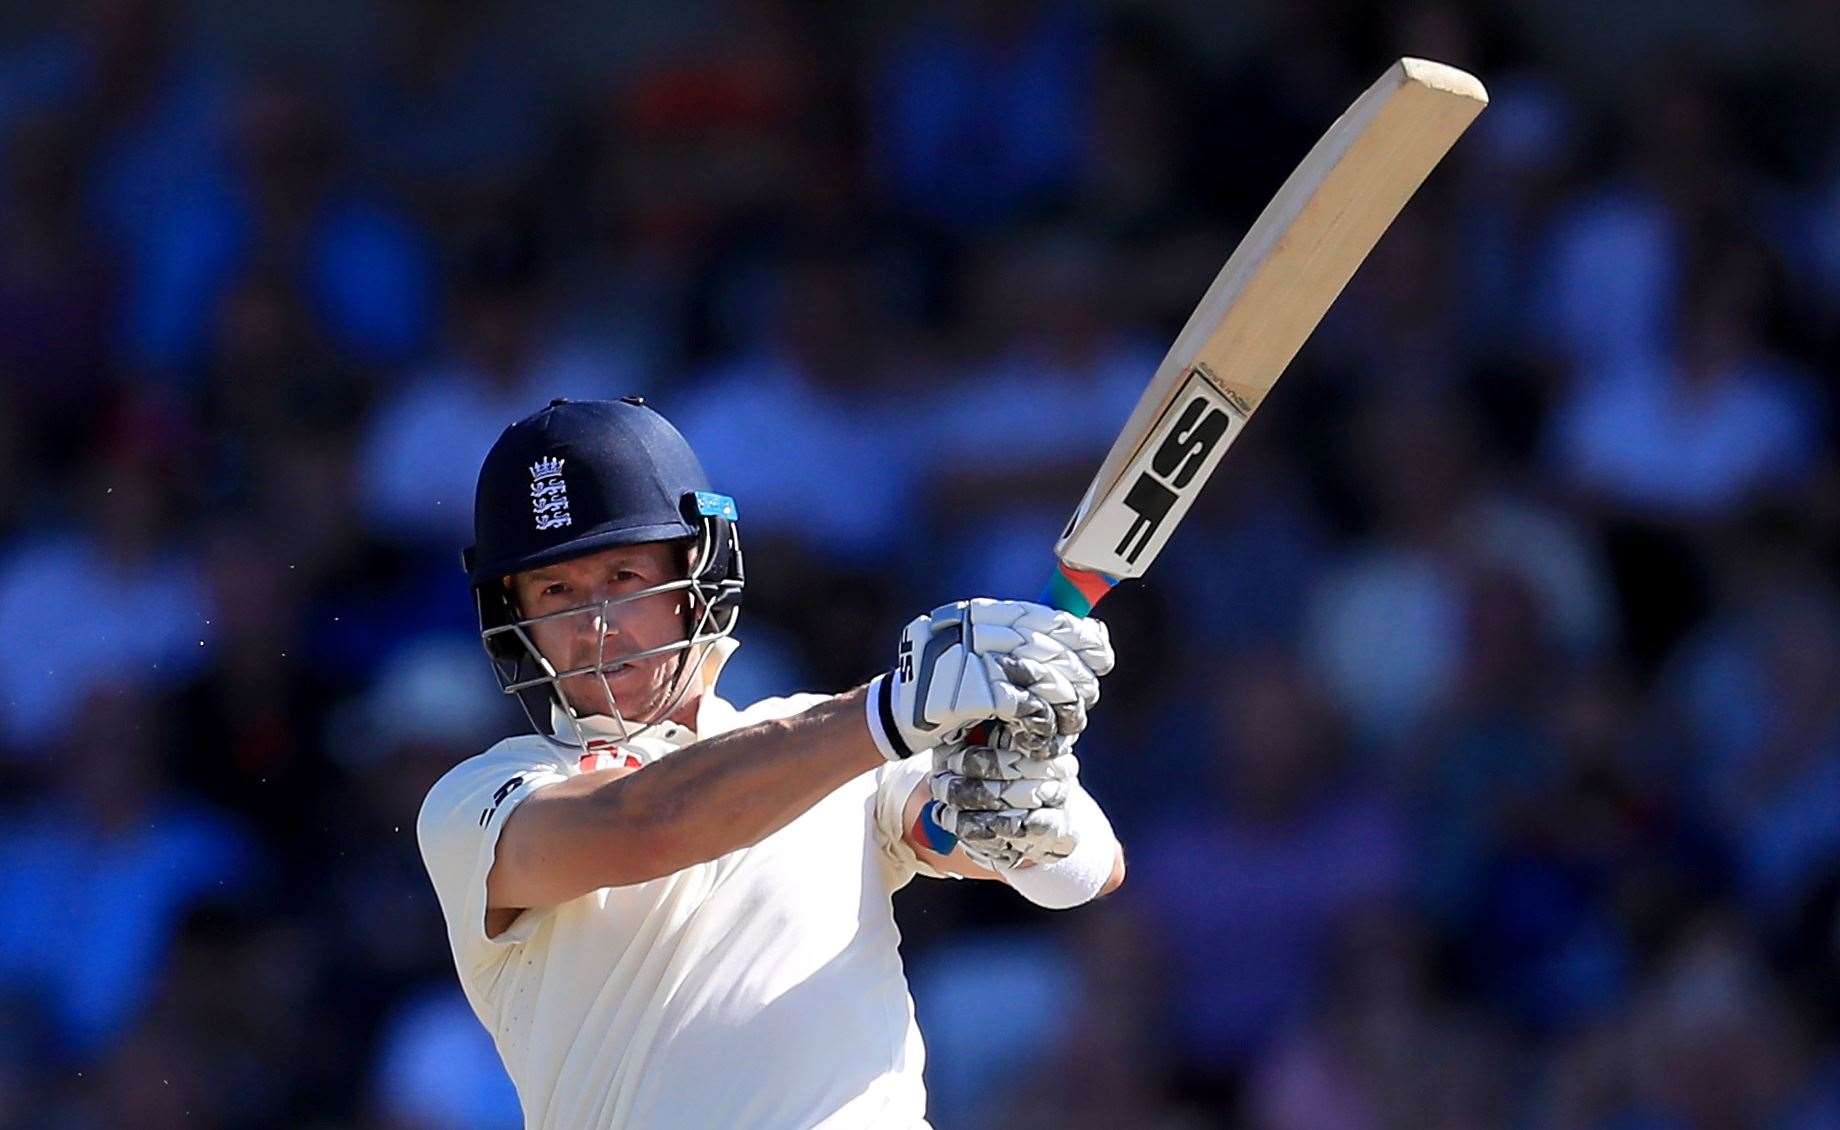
[417,397,1125,1128]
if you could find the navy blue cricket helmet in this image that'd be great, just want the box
[463,396,743,741]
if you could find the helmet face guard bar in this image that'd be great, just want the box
[475,511,744,748]
[485,578,708,694]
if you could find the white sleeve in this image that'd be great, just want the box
[416,747,568,978]
[871,756,960,887]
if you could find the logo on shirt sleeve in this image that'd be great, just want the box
[479,775,526,826]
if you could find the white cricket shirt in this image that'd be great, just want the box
[417,641,946,1129]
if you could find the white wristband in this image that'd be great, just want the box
[999,782,1119,910]
[864,674,911,761]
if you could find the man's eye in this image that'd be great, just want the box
[615,570,643,583]
[543,582,569,597]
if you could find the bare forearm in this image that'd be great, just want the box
[596,685,884,878]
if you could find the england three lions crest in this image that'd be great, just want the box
[530,456,573,531]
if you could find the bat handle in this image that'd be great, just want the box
[958,561,1120,749]
[1040,560,1120,616]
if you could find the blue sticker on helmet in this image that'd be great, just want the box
[694,491,738,521]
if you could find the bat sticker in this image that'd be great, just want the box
[1065,370,1247,577]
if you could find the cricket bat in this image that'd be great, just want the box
[1041,58,1487,617]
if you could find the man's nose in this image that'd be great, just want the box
[573,602,618,648]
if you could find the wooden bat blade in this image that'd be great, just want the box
[1050,58,1487,592]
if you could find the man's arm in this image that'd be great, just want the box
[488,686,883,913]
[486,595,1114,919]
[900,776,1126,895]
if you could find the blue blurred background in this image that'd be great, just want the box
[3,1,1840,1127]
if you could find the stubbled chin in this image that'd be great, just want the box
[562,664,671,724]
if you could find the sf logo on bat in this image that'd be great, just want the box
[1097,369,1247,572]
[1115,393,1229,562]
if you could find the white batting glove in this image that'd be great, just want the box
[866,598,1113,760]
[928,728,1086,868]
[935,800,1080,869]
[930,752,1079,812]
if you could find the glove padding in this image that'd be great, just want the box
[934,803,1078,869]
[937,742,1079,781]
[930,754,1078,811]
[930,733,1084,868]
[887,598,1112,756]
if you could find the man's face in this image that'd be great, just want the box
[506,541,690,725]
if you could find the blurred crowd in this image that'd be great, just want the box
[4,0,1840,1127]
